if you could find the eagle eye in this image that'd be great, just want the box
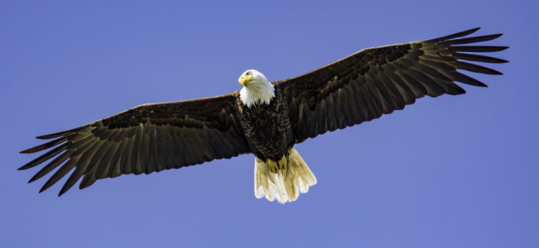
[246,71,252,76]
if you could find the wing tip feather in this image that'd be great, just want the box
[38,186,47,194]
[447,27,481,38]
[471,82,489,88]
[492,33,504,39]
[58,190,67,197]
[20,148,37,154]
[18,161,39,170]
[467,27,481,35]
[36,134,62,140]
[28,177,38,183]
[434,27,481,41]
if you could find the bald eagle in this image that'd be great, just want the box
[19,28,508,203]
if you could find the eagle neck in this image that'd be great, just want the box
[239,81,275,108]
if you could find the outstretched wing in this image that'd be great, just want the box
[274,28,508,144]
[19,92,251,196]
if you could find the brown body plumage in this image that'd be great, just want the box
[237,86,294,162]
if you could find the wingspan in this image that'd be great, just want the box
[274,28,508,144]
[19,92,251,196]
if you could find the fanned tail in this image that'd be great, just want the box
[254,147,317,203]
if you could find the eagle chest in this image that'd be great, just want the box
[241,100,286,137]
[237,95,293,160]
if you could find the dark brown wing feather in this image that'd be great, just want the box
[274,28,508,144]
[19,92,251,196]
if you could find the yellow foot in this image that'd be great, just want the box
[267,156,288,173]
[268,159,279,173]
[278,156,287,171]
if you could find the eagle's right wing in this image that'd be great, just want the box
[19,92,251,196]
[274,28,508,144]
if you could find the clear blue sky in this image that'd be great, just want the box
[1,1,537,247]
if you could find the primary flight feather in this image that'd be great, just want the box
[19,28,508,203]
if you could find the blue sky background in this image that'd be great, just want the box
[1,1,537,247]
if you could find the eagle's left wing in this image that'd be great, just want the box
[273,28,508,144]
[19,92,251,196]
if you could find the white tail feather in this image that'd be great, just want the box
[254,147,317,203]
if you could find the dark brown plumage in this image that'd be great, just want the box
[20,94,252,195]
[274,28,508,143]
[19,28,508,198]
[237,86,294,162]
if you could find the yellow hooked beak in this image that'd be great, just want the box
[239,74,253,86]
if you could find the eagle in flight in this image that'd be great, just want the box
[19,28,508,203]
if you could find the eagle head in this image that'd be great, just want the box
[238,70,275,108]
[239,70,269,87]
